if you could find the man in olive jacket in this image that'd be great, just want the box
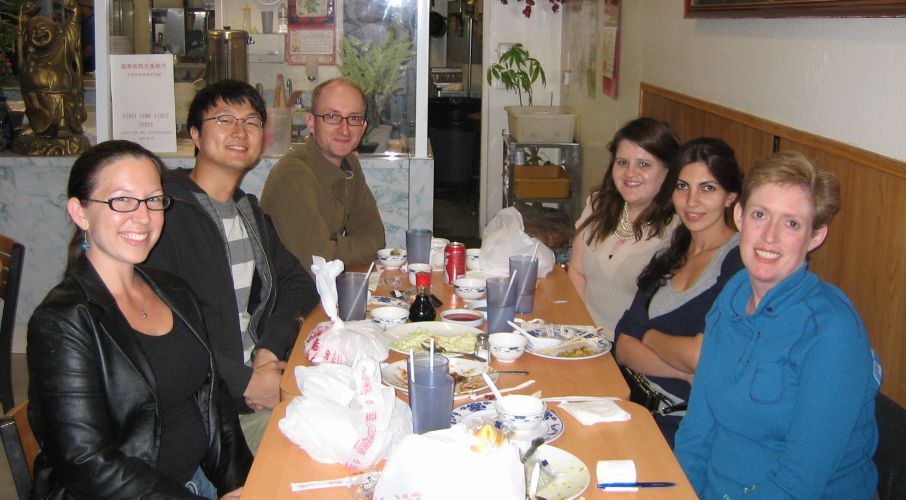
[146,80,319,452]
[261,78,385,273]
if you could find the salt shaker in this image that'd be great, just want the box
[475,333,490,362]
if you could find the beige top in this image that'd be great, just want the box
[575,196,676,335]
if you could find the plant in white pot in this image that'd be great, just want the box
[487,43,576,144]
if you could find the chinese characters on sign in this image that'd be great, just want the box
[110,54,177,152]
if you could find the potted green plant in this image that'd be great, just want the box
[486,43,545,107]
[338,33,412,152]
[487,43,576,144]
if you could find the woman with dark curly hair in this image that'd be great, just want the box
[614,137,744,447]
[568,117,680,337]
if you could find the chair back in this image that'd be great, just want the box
[1,401,38,500]
[0,235,25,413]
[876,393,906,500]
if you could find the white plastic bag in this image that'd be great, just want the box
[480,207,555,278]
[278,358,412,471]
[305,256,389,365]
[304,319,389,365]
[374,425,525,500]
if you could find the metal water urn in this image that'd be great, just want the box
[205,28,249,84]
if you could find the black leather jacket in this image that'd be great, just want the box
[27,257,253,499]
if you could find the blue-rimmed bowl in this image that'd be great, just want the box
[454,277,487,301]
[488,332,527,362]
[377,248,407,269]
[495,394,546,432]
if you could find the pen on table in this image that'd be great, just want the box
[597,481,676,489]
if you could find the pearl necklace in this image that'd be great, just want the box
[613,202,650,241]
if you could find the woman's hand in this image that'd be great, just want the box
[615,334,690,381]
[642,330,703,375]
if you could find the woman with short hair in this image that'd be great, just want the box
[675,151,880,499]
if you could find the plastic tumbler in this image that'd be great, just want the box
[508,255,539,313]
[261,11,274,33]
[486,276,518,334]
[336,272,368,321]
[407,354,453,434]
[406,229,432,265]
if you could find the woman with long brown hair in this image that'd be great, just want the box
[569,117,680,337]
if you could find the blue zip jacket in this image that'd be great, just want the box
[675,264,880,499]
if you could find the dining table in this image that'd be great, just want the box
[240,265,695,499]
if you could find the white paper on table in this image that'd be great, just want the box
[597,460,639,492]
[310,256,345,323]
[558,399,630,425]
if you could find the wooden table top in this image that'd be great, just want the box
[243,266,695,499]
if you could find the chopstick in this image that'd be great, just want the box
[454,379,536,401]
[541,396,620,403]
[532,333,597,355]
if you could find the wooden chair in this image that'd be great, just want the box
[875,393,906,500]
[1,235,25,413]
[1,401,39,500]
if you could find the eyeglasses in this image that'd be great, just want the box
[312,113,366,127]
[85,196,172,213]
[203,114,264,131]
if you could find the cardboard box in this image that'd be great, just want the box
[505,106,577,143]
[514,165,571,198]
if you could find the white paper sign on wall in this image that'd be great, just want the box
[110,54,177,152]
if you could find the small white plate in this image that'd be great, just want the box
[466,299,488,319]
[534,445,591,500]
[450,400,564,444]
[526,337,612,361]
[381,358,497,395]
[384,321,481,355]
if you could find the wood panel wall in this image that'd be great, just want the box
[640,83,906,407]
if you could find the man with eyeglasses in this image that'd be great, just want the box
[145,79,319,452]
[260,78,385,273]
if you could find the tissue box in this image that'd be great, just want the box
[505,106,577,143]
[514,165,571,199]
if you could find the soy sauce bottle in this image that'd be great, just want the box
[409,271,436,322]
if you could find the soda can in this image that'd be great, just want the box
[444,242,466,284]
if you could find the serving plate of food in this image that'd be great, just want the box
[381,358,497,395]
[385,321,481,355]
[526,336,612,361]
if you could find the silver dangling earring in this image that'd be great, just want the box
[80,230,90,251]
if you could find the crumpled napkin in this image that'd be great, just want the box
[310,256,345,324]
[558,399,631,425]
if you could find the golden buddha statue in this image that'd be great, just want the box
[13,0,89,155]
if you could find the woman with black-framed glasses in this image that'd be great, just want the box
[27,140,252,499]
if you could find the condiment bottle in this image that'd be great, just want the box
[277,3,288,34]
[409,272,436,322]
